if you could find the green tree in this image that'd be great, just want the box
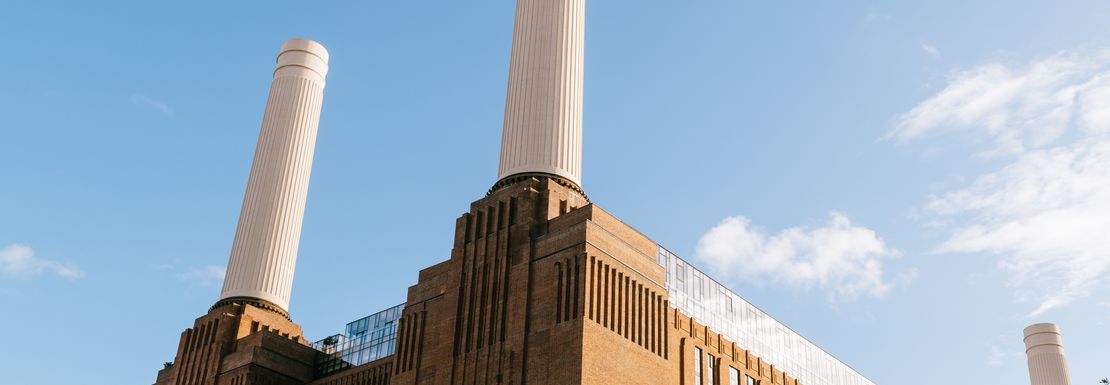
[1099,378,1108,384]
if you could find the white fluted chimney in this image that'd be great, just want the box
[219,39,329,313]
[1024,323,1072,385]
[497,0,585,189]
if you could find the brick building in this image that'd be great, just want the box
[152,1,873,385]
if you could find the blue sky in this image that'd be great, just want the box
[1,1,1108,384]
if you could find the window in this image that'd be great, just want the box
[707,355,717,385]
[729,367,740,385]
[694,347,703,385]
[694,275,704,300]
[746,375,756,385]
[676,263,686,291]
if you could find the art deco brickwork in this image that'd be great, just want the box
[370,176,797,385]
[155,176,808,385]
[155,0,840,382]
[153,301,315,385]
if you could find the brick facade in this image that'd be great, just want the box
[155,177,802,385]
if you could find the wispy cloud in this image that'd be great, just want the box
[177,265,225,287]
[694,212,912,304]
[0,244,84,279]
[921,43,940,58]
[894,50,1110,316]
[986,344,1019,367]
[887,51,1110,155]
[863,9,891,26]
[131,93,174,116]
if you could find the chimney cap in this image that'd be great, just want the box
[275,38,329,82]
[280,38,329,62]
[1024,323,1061,337]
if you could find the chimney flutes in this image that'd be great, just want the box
[219,39,329,313]
[497,0,586,189]
[1024,323,1073,385]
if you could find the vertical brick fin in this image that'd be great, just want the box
[631,279,637,344]
[658,294,665,357]
[554,261,564,323]
[647,289,653,353]
[642,285,649,350]
[616,272,624,335]
[643,283,649,347]
[663,300,670,359]
[630,281,637,345]
[587,256,596,320]
[603,265,612,328]
[475,211,484,240]
[452,266,467,356]
[394,316,409,374]
[563,257,572,322]
[572,254,581,320]
[497,201,507,229]
[465,252,479,353]
[639,284,648,348]
[487,238,502,347]
[610,268,618,332]
[402,313,414,372]
[583,261,667,356]
[178,327,191,385]
[622,274,630,339]
[189,323,206,384]
[175,328,188,385]
[629,279,636,342]
[499,234,511,343]
[463,213,472,241]
[476,251,490,347]
[407,312,424,372]
[595,258,603,324]
[508,197,518,226]
[468,241,483,352]
[196,321,212,384]
[487,205,496,235]
[626,276,632,340]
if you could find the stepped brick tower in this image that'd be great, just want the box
[155,1,875,385]
[154,38,329,385]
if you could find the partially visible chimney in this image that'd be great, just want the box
[496,0,586,190]
[1024,323,1073,385]
[219,39,329,314]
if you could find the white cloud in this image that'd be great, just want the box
[897,50,1110,316]
[921,43,940,58]
[131,93,174,116]
[929,140,1110,316]
[0,244,84,279]
[888,51,1110,155]
[177,265,225,287]
[694,212,908,303]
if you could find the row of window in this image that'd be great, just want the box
[693,347,757,385]
[312,304,406,378]
[660,248,874,385]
